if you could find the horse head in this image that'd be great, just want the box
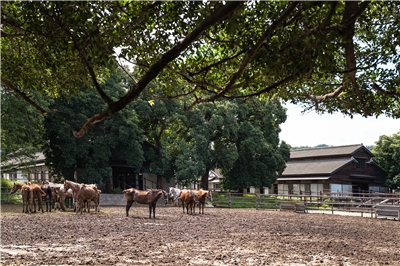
[63,181,70,193]
[10,182,20,194]
[161,190,169,206]
[207,190,213,202]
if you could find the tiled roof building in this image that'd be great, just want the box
[275,144,389,195]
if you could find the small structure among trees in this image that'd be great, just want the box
[276,144,389,196]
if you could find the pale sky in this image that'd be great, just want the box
[279,103,399,148]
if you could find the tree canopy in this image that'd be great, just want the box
[373,131,400,191]
[43,68,145,183]
[2,1,399,138]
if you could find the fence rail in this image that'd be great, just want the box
[0,187,21,203]
[211,192,400,217]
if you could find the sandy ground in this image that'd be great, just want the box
[1,204,400,266]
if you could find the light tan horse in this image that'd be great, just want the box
[63,180,98,214]
[53,184,73,211]
[193,189,213,214]
[123,188,168,219]
[179,189,200,215]
[11,183,33,213]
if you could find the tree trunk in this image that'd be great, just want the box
[200,169,209,190]
[157,174,163,189]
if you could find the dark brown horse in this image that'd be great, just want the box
[179,189,200,215]
[123,188,168,219]
[41,181,58,212]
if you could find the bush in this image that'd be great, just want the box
[113,187,123,194]
[1,178,22,204]
[1,178,14,188]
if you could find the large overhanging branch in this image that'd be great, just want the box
[185,2,300,111]
[372,83,400,97]
[341,1,370,115]
[1,78,58,114]
[72,1,244,138]
[305,85,345,102]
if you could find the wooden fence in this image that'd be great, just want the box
[0,187,21,204]
[211,191,400,218]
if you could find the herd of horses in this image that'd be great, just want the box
[10,180,99,214]
[123,187,213,219]
[10,181,213,219]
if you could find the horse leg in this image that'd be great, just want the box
[76,199,82,214]
[152,204,156,219]
[126,200,134,217]
[148,204,152,219]
[87,200,91,213]
[38,193,44,213]
[60,195,66,211]
[48,190,52,212]
[31,193,36,213]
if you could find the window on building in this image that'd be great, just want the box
[356,158,366,169]
[288,184,293,194]
[305,183,311,192]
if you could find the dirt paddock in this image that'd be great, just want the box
[1,204,399,266]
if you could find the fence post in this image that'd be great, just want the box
[228,193,231,208]
[256,194,258,210]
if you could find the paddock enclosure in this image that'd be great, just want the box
[1,205,400,266]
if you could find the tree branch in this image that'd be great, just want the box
[372,83,400,97]
[73,1,244,138]
[1,78,58,115]
[305,85,345,102]
[185,2,300,110]
[341,1,370,115]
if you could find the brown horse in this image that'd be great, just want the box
[11,183,33,213]
[41,181,58,212]
[53,184,73,211]
[26,182,46,213]
[64,180,98,214]
[194,189,213,214]
[63,180,98,212]
[123,188,168,219]
[179,189,200,215]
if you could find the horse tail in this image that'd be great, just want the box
[38,187,47,197]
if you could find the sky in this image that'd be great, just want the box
[279,103,399,148]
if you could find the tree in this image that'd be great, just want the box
[220,99,290,191]
[161,97,290,190]
[43,68,145,183]
[1,1,399,138]
[0,88,47,163]
[372,131,400,191]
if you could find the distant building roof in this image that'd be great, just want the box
[1,152,45,168]
[290,144,373,159]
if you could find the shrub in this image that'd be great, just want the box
[113,187,123,194]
